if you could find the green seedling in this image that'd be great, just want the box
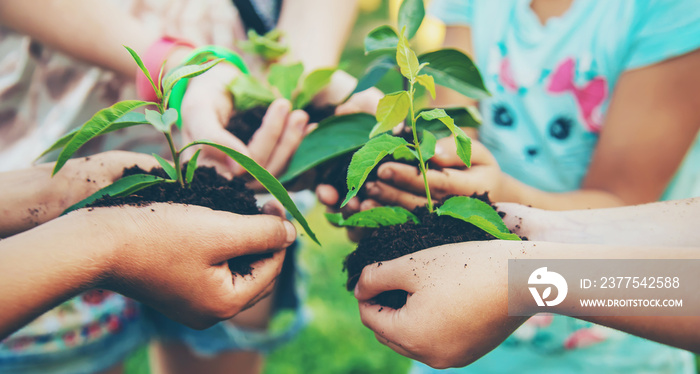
[40,47,319,244]
[325,0,519,241]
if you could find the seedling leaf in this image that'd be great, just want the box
[280,113,376,184]
[294,68,336,110]
[365,25,399,54]
[419,49,490,100]
[52,100,151,175]
[419,108,472,167]
[416,74,436,99]
[162,58,223,96]
[62,174,169,215]
[420,130,437,161]
[153,154,178,180]
[326,206,420,228]
[416,107,481,139]
[436,196,521,241]
[190,140,319,245]
[126,46,159,99]
[370,91,410,138]
[342,134,410,207]
[352,54,396,95]
[393,146,418,162]
[38,112,148,160]
[398,0,425,40]
[185,149,201,185]
[145,108,178,133]
[268,63,304,100]
[238,29,288,61]
[229,75,277,111]
[396,31,420,81]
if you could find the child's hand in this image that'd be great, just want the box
[180,63,311,180]
[354,242,528,369]
[95,202,295,329]
[366,137,509,209]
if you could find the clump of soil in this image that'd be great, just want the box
[226,104,336,144]
[88,165,269,276]
[344,194,515,309]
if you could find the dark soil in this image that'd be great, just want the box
[88,165,270,276]
[226,104,336,144]
[344,194,517,309]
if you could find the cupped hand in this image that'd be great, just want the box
[87,202,295,330]
[180,63,310,179]
[365,137,507,209]
[354,241,529,369]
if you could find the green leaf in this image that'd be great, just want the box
[342,134,410,207]
[145,108,178,133]
[185,149,201,185]
[436,196,521,241]
[268,62,304,100]
[229,75,277,112]
[62,174,169,215]
[419,49,490,100]
[325,206,420,228]
[125,46,159,99]
[365,25,399,54]
[398,0,425,40]
[352,54,396,95]
[190,140,319,245]
[238,29,289,61]
[153,154,178,180]
[416,107,481,139]
[370,91,410,138]
[420,130,437,161]
[392,146,418,162]
[419,108,472,167]
[279,113,376,184]
[38,112,148,161]
[161,58,223,96]
[416,74,436,99]
[294,68,336,110]
[396,31,420,81]
[52,100,151,175]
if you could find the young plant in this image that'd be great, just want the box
[324,1,520,242]
[278,0,483,186]
[238,29,288,65]
[40,47,318,244]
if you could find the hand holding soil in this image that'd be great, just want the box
[354,241,529,369]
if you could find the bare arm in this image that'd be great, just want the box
[0,202,295,340]
[498,198,700,247]
[355,241,699,368]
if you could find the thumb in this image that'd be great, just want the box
[354,258,417,302]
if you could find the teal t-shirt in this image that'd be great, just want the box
[413,0,700,373]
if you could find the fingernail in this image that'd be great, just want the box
[283,220,297,245]
[378,167,393,180]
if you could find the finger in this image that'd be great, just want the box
[248,99,292,167]
[191,210,296,264]
[360,198,381,211]
[225,249,285,309]
[365,181,429,210]
[260,200,286,219]
[376,163,426,195]
[335,101,362,116]
[354,260,417,301]
[372,330,419,361]
[358,301,418,360]
[316,184,339,207]
[266,109,310,176]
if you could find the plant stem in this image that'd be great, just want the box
[164,132,184,188]
[408,80,434,213]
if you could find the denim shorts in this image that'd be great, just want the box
[0,241,308,372]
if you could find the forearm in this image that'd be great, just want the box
[0,214,111,339]
[514,242,700,352]
[278,0,358,71]
[0,0,159,78]
[502,173,628,210]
